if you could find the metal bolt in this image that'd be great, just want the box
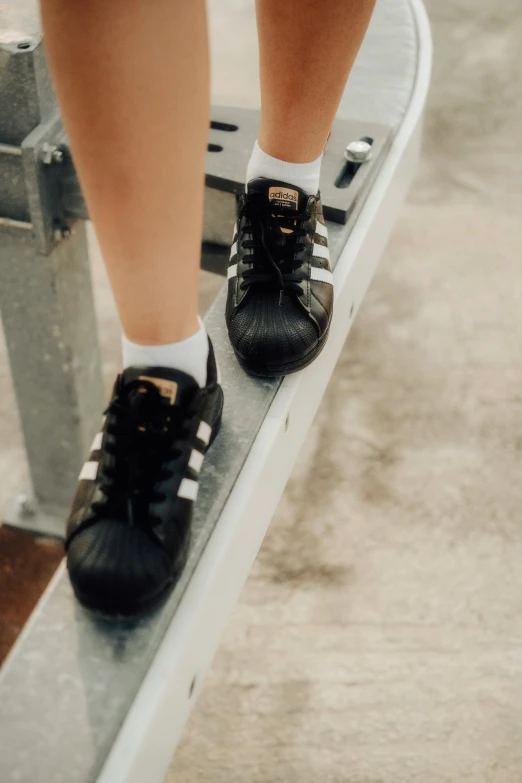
[53,223,71,241]
[344,139,372,164]
[16,493,36,518]
[40,143,64,165]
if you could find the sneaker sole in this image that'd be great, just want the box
[72,388,224,621]
[233,326,330,379]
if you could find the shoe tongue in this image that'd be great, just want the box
[121,365,199,407]
[248,178,309,214]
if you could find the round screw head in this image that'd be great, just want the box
[345,139,373,163]
[16,493,36,518]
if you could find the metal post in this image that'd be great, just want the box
[0,28,104,536]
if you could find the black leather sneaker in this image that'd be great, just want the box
[65,338,223,618]
[226,178,334,377]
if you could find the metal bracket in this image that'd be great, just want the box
[205,107,394,224]
[21,112,69,254]
[0,113,69,254]
[2,105,393,264]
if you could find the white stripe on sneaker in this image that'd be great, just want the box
[227,264,238,280]
[310,267,334,285]
[230,241,238,260]
[90,432,103,452]
[79,461,98,481]
[188,449,204,474]
[197,420,212,446]
[315,220,328,239]
[178,478,199,502]
[313,243,330,262]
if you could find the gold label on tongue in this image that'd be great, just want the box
[138,376,177,405]
[268,186,299,211]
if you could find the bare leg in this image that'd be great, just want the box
[44,0,224,618]
[228,0,376,376]
[256,0,376,163]
[40,0,209,345]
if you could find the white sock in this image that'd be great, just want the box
[122,317,209,388]
[246,140,323,196]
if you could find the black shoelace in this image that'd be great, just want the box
[92,379,196,528]
[239,193,311,305]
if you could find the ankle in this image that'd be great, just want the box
[246,140,323,196]
[122,317,209,387]
[122,317,200,347]
[257,131,327,165]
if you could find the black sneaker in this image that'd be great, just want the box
[225,178,334,377]
[65,338,223,618]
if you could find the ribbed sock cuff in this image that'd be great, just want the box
[246,141,322,196]
[122,317,209,387]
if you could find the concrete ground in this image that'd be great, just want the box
[1,0,522,780]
